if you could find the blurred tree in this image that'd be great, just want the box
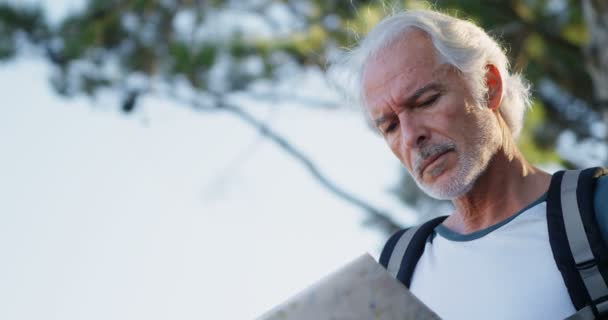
[1,0,606,234]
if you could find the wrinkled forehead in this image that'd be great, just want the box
[361,30,444,111]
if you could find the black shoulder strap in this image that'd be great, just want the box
[547,167,608,319]
[379,215,447,288]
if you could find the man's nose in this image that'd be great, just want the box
[399,115,429,149]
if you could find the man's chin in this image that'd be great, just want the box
[416,172,472,200]
[421,183,470,200]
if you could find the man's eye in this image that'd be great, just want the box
[384,122,397,134]
[420,94,440,107]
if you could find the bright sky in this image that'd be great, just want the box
[0,2,415,315]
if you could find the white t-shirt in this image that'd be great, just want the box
[409,195,577,320]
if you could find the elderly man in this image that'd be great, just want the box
[334,9,608,320]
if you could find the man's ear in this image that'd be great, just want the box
[485,64,503,111]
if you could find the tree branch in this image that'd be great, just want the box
[220,102,402,234]
[167,90,403,234]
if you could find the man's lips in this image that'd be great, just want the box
[419,149,453,175]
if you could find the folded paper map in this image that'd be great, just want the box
[257,253,440,320]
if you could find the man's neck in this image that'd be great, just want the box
[443,148,552,234]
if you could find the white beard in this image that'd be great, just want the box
[414,108,502,200]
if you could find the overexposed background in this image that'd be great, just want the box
[0,1,416,319]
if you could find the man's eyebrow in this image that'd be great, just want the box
[403,82,444,107]
[372,82,444,128]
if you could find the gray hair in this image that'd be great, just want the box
[330,9,532,139]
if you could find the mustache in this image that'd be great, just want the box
[413,143,456,175]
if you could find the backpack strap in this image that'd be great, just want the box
[379,215,447,288]
[547,167,608,319]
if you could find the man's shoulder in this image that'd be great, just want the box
[594,175,608,246]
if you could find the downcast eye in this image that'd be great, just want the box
[384,122,397,134]
[420,94,440,107]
